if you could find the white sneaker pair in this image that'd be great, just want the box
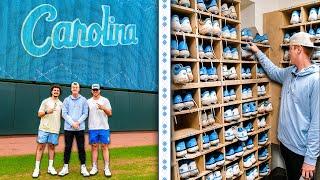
[32,166,57,178]
[90,166,112,177]
[58,164,90,177]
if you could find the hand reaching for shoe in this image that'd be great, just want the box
[248,42,260,53]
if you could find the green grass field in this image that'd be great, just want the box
[0,145,157,180]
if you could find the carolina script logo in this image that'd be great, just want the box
[21,4,138,57]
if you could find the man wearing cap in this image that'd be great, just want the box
[87,84,113,177]
[59,82,90,177]
[249,32,319,180]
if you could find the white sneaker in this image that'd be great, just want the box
[232,108,240,121]
[48,166,57,175]
[199,18,213,35]
[212,20,221,36]
[81,165,90,177]
[207,111,215,124]
[258,117,266,128]
[202,112,209,127]
[232,163,240,176]
[221,3,230,18]
[226,166,233,179]
[223,65,230,78]
[90,166,98,175]
[104,167,112,177]
[32,168,40,178]
[171,15,181,32]
[58,166,69,176]
[229,5,237,19]
[228,67,237,79]
[290,10,300,24]
[180,17,193,33]
[308,8,318,22]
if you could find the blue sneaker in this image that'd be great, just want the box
[210,90,218,104]
[283,33,290,43]
[249,102,257,115]
[241,28,248,41]
[207,67,218,81]
[173,94,184,111]
[200,67,209,82]
[171,39,179,57]
[253,33,264,43]
[230,27,237,40]
[245,67,251,79]
[316,27,320,38]
[186,137,199,153]
[261,34,269,44]
[180,17,192,33]
[259,163,270,176]
[246,28,253,41]
[223,46,232,59]
[205,154,217,170]
[171,0,178,4]
[223,88,230,102]
[258,148,268,160]
[198,43,205,59]
[229,89,236,101]
[309,27,316,39]
[258,133,267,145]
[207,0,219,15]
[178,40,190,58]
[234,143,244,157]
[204,45,214,59]
[235,127,248,141]
[242,103,251,117]
[172,64,189,84]
[209,131,219,146]
[222,25,231,39]
[225,146,235,160]
[224,127,235,141]
[308,7,318,21]
[246,138,254,149]
[241,67,247,79]
[231,48,239,60]
[244,122,253,133]
[178,0,191,8]
[203,134,210,149]
[201,90,211,106]
[214,153,225,166]
[197,0,206,11]
[176,140,187,157]
[243,155,253,168]
[183,93,194,110]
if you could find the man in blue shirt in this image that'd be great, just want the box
[249,32,319,180]
[58,82,90,177]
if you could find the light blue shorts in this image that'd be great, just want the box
[37,130,59,145]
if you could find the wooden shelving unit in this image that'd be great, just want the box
[264,1,320,145]
[171,0,273,179]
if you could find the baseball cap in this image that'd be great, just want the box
[289,32,315,48]
[91,84,100,90]
[71,82,79,86]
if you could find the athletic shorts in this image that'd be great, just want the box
[88,129,110,144]
[37,130,59,145]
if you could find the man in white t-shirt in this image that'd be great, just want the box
[87,84,112,177]
[32,85,63,178]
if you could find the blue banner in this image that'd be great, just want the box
[0,0,158,91]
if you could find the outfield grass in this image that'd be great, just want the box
[0,145,157,180]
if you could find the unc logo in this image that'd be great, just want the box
[21,4,139,57]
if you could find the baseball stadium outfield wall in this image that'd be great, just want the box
[0,80,157,135]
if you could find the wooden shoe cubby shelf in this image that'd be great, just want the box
[171,0,273,179]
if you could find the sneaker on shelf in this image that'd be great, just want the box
[230,27,237,39]
[243,28,253,41]
[178,40,190,58]
[260,34,269,44]
[244,122,254,133]
[258,148,268,160]
[223,46,232,59]
[223,65,230,79]
[185,66,193,82]
[199,18,213,35]
[246,138,254,149]
[234,143,244,157]
[229,89,236,101]
[203,134,210,149]
[243,155,253,168]
[186,136,199,153]
[207,0,219,15]
[308,7,318,21]
[290,10,300,24]
[232,108,241,121]
[214,153,225,166]
[309,27,316,39]
[226,147,236,161]
[171,39,179,58]
[242,103,251,117]
[205,154,217,170]
[221,3,230,18]
[209,130,220,146]
[212,20,221,36]
[198,44,205,59]
[179,160,190,179]
[183,93,194,109]
[258,133,268,145]
[212,171,222,180]
[222,25,231,39]
[171,15,181,32]
[259,163,270,176]
[241,47,252,59]
[264,101,273,112]
[223,88,231,102]
[188,160,199,177]
[253,167,259,178]
[180,17,193,33]
[245,67,252,79]
[200,67,209,82]
[283,33,290,43]
[173,94,184,111]
[247,87,253,99]
[235,127,248,141]
[318,7,320,20]
[207,110,215,124]
[225,165,234,179]
[225,127,235,141]
[229,5,237,19]
[250,153,257,164]
[202,91,211,106]
[178,0,191,7]
[258,101,266,114]
[232,163,241,176]
[204,45,215,59]
[210,90,218,104]
[202,112,209,127]
[241,68,247,79]
[253,33,264,43]
[224,108,234,123]
[246,169,255,180]
[207,67,219,81]
[258,116,267,128]
[197,0,206,11]
[176,140,188,157]
[231,48,239,60]
[172,64,189,84]
[249,102,257,115]
[228,67,237,79]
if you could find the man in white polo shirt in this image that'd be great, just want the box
[87,84,113,177]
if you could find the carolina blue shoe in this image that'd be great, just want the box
[242,103,251,117]
[261,34,269,44]
[235,127,248,141]
[171,15,181,32]
[234,143,244,157]
[223,46,232,59]
[173,95,184,111]
[246,138,254,149]
[259,163,270,176]
[197,0,206,11]
[258,133,267,145]
[222,25,231,39]
[171,39,179,58]
[245,67,252,79]
[229,89,236,101]
[258,148,268,160]
[172,64,189,84]
[241,28,248,41]
[253,33,264,43]
[244,122,253,133]
[178,40,190,58]
[243,155,253,168]
[231,48,239,60]
[246,28,253,41]
[283,33,290,43]
[223,88,230,102]
[209,131,219,146]
[207,67,218,81]
[249,102,257,115]
[205,154,217,170]
[225,147,235,160]
[176,140,187,157]
[207,0,219,15]
[214,153,225,166]
[171,0,178,5]
[204,45,214,59]
[198,43,205,59]
[178,0,191,8]
[230,27,237,40]
[203,134,210,149]
[309,27,316,39]
[183,93,194,110]
[200,67,209,82]
[186,137,199,153]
